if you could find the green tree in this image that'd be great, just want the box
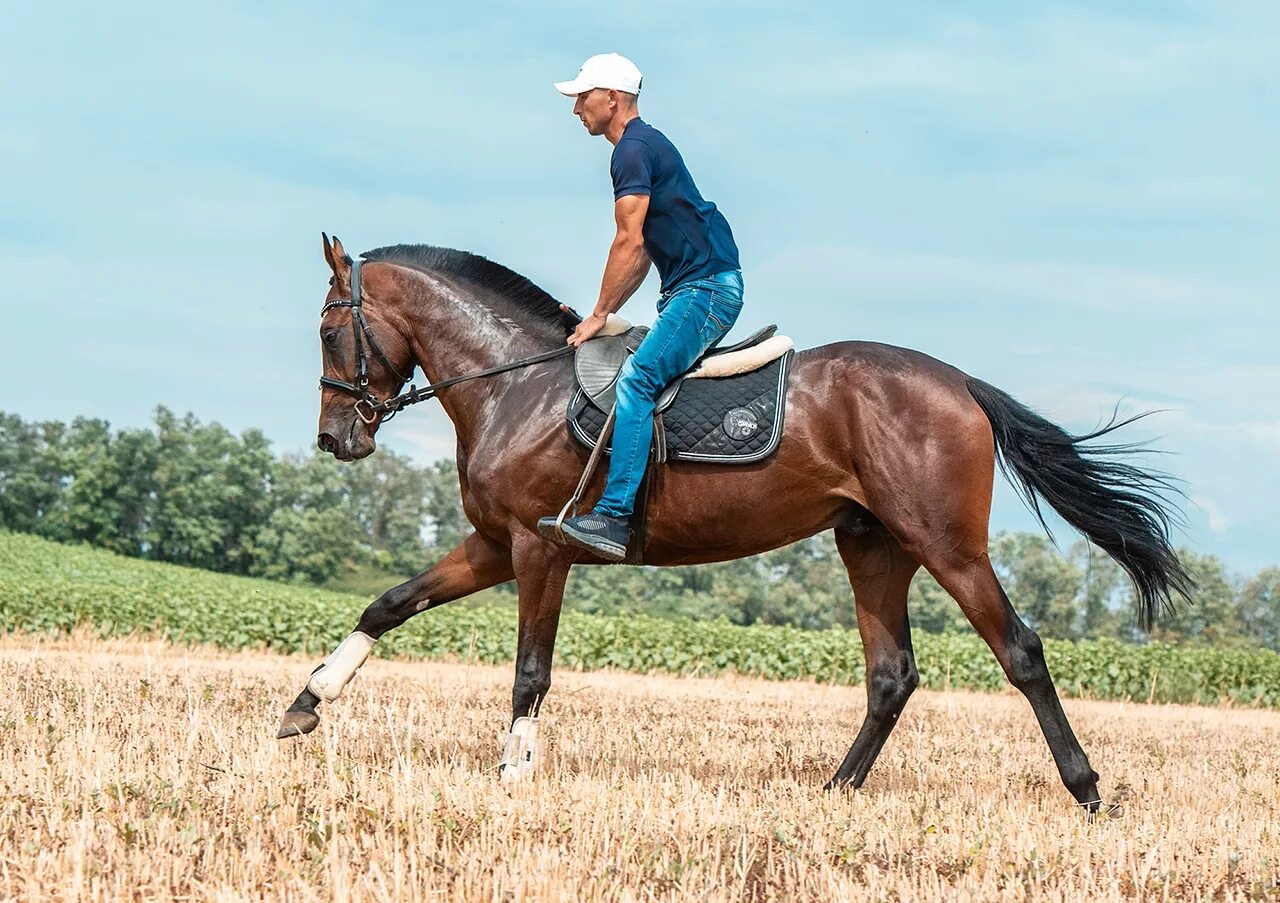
[422,460,471,556]
[146,408,273,572]
[0,414,68,535]
[702,536,853,629]
[43,418,157,556]
[1150,548,1243,644]
[346,449,432,573]
[908,570,969,634]
[991,532,1084,639]
[248,453,365,583]
[1239,567,1280,651]
[1068,540,1128,640]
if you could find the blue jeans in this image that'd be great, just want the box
[594,269,744,518]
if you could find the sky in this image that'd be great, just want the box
[3,1,1277,572]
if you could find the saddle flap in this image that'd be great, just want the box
[573,325,648,408]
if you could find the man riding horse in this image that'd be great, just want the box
[550,53,744,561]
[284,52,1193,806]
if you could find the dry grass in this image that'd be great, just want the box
[1,633,1277,902]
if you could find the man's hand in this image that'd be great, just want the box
[567,312,609,347]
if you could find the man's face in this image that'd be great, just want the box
[572,88,612,136]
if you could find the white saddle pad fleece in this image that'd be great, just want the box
[687,336,794,379]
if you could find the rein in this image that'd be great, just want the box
[319,257,574,423]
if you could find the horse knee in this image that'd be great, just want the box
[1006,628,1051,693]
[867,658,918,721]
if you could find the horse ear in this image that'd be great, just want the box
[322,232,352,288]
[322,232,336,269]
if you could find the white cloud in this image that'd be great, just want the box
[1191,494,1234,536]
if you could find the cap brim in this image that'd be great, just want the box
[553,78,593,96]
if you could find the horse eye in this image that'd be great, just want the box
[323,330,339,346]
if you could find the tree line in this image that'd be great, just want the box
[1,408,1277,650]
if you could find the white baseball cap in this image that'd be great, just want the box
[553,53,643,97]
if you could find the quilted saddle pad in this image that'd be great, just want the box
[566,351,793,465]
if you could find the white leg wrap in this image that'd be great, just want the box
[307,632,377,703]
[498,716,539,783]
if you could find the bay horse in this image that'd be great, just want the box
[278,234,1191,810]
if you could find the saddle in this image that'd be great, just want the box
[540,319,795,563]
[568,321,795,465]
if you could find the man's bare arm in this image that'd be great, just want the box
[568,194,652,346]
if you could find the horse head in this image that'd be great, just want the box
[316,233,415,461]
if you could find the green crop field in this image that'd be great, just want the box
[2,530,1277,708]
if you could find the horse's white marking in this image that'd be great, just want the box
[307,631,377,702]
[498,716,539,783]
[413,596,432,612]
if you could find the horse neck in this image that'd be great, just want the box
[390,265,567,439]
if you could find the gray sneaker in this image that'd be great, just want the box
[556,511,631,561]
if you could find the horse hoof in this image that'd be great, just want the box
[276,709,320,739]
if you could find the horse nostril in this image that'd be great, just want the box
[317,432,339,454]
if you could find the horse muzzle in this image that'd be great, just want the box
[317,416,376,461]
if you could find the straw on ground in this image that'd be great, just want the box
[2,633,1277,901]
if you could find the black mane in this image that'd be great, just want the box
[361,244,578,334]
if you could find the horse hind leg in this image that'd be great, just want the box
[926,550,1103,812]
[825,528,921,790]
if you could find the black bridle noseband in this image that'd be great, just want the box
[319,257,574,424]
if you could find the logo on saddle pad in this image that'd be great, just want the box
[722,407,760,441]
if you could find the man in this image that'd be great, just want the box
[549,53,744,561]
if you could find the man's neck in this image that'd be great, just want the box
[605,111,640,146]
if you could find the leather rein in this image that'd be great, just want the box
[319,257,574,424]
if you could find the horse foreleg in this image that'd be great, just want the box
[276,531,514,739]
[825,528,921,789]
[499,536,573,783]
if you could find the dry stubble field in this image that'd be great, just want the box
[1,633,1277,902]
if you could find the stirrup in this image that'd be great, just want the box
[537,404,617,544]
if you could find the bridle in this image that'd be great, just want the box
[319,257,575,424]
[319,258,414,423]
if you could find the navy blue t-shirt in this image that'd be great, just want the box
[610,118,740,293]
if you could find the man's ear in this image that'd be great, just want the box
[322,232,352,291]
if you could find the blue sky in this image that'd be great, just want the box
[3,2,1277,572]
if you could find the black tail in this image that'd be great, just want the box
[966,377,1195,629]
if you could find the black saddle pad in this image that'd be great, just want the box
[567,351,793,465]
